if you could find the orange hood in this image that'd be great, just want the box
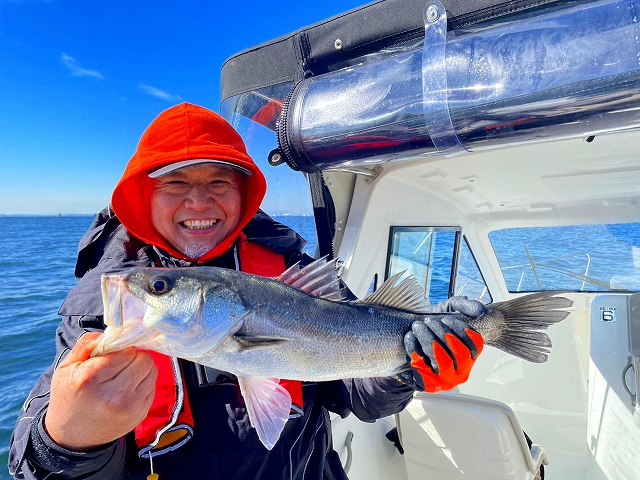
[111,102,267,262]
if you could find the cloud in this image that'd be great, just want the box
[138,83,182,102]
[61,53,104,79]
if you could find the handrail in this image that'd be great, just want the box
[582,254,591,292]
[502,253,626,292]
[525,246,543,291]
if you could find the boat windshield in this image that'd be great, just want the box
[221,88,318,257]
[489,223,640,292]
[386,227,492,305]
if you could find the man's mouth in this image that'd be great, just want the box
[181,219,219,229]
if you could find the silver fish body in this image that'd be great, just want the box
[92,260,572,449]
[97,266,421,380]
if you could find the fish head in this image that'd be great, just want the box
[92,267,248,358]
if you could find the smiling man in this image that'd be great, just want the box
[149,163,244,259]
[9,103,484,480]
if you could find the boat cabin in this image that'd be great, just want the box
[220,0,640,477]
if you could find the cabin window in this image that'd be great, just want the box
[386,227,456,304]
[489,223,640,292]
[457,237,493,304]
[386,227,492,304]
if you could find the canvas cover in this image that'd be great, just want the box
[220,0,567,103]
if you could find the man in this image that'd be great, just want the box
[9,103,484,479]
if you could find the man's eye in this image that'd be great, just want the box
[160,180,189,192]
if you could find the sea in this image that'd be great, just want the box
[0,214,317,478]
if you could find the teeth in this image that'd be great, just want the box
[184,219,218,229]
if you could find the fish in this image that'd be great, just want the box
[91,258,572,449]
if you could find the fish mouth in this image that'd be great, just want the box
[91,273,158,357]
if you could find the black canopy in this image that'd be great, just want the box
[221,0,567,103]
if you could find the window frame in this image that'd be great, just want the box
[457,235,493,303]
[385,226,462,300]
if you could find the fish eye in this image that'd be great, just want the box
[148,275,172,295]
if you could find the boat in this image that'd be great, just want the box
[219,0,640,478]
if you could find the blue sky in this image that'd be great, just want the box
[0,0,366,215]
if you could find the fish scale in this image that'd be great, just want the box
[206,300,416,380]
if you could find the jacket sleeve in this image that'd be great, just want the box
[320,377,414,422]
[8,315,126,480]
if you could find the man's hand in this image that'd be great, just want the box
[428,295,487,317]
[398,296,486,393]
[45,332,157,451]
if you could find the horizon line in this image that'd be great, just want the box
[0,213,314,217]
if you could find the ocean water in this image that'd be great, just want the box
[0,216,93,477]
[0,215,317,478]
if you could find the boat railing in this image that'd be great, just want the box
[455,273,491,303]
[501,251,625,292]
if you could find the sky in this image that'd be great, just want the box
[0,0,367,215]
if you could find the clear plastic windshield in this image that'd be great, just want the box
[221,86,318,257]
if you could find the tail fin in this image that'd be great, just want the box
[486,292,573,363]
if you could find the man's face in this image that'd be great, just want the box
[151,163,243,259]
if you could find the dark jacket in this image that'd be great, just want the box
[9,207,414,480]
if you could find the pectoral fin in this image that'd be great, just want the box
[237,376,292,450]
[232,332,290,352]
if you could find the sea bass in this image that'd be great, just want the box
[91,259,572,449]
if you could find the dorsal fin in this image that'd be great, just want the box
[275,257,345,301]
[356,271,432,314]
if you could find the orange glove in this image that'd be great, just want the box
[399,314,484,393]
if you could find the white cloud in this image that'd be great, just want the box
[138,83,182,102]
[61,53,104,79]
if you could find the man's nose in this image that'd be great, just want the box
[184,186,215,209]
